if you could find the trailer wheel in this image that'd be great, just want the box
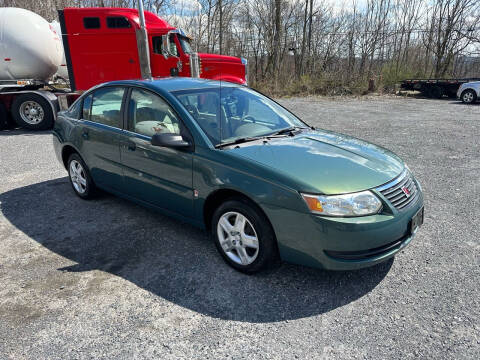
[0,102,9,130]
[11,93,54,130]
[461,89,477,104]
[431,86,443,99]
[421,86,432,98]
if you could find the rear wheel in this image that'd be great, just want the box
[11,93,54,130]
[0,102,10,130]
[461,89,477,104]
[431,86,443,99]
[421,86,432,98]
[67,153,96,199]
[211,198,279,274]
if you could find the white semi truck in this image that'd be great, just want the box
[0,7,65,130]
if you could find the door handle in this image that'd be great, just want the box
[82,130,89,140]
[126,141,136,151]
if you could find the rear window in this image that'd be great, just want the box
[90,87,125,128]
[107,17,131,28]
[82,94,93,120]
[83,17,100,29]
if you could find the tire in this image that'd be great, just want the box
[11,93,54,130]
[67,153,96,200]
[211,197,279,274]
[431,86,443,99]
[421,86,432,98]
[0,102,9,130]
[461,89,477,104]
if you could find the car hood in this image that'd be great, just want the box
[225,129,404,194]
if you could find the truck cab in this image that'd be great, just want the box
[59,8,247,91]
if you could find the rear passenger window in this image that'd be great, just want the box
[67,98,82,119]
[82,94,93,120]
[90,87,125,128]
[107,17,131,28]
[83,17,100,29]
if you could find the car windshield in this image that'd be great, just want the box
[178,35,193,54]
[173,86,307,145]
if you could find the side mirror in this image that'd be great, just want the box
[161,35,170,58]
[151,133,191,149]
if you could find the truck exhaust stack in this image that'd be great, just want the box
[136,0,152,80]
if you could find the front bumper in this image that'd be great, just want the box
[262,187,424,270]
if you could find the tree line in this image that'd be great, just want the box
[2,0,479,95]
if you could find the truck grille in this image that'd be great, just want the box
[377,170,418,210]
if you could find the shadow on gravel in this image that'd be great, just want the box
[0,178,392,323]
[0,129,51,136]
[448,101,480,106]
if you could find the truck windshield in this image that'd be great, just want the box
[178,35,193,54]
[174,86,308,146]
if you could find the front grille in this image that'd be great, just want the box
[377,170,419,210]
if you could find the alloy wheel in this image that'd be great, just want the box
[69,160,87,194]
[217,211,259,265]
[463,91,474,103]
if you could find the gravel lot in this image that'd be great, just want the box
[0,96,479,359]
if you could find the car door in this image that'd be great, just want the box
[79,86,126,191]
[120,87,194,217]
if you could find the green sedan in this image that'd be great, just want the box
[53,78,424,273]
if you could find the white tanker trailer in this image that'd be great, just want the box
[0,7,64,130]
[50,20,69,81]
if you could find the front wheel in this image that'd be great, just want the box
[461,89,477,104]
[212,198,278,274]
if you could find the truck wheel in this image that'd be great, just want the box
[431,86,443,99]
[11,93,54,130]
[421,86,432,98]
[0,102,9,130]
[461,89,477,104]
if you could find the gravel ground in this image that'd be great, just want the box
[0,96,479,359]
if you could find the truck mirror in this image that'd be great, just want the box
[162,35,170,58]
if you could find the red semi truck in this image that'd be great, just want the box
[59,7,247,91]
[0,7,247,130]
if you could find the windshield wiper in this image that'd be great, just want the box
[270,126,309,136]
[215,133,292,149]
[215,136,266,149]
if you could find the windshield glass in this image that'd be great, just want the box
[178,35,193,54]
[174,86,307,145]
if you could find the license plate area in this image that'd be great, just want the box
[410,206,424,235]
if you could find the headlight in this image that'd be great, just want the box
[301,191,382,217]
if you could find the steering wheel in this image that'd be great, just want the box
[241,115,256,123]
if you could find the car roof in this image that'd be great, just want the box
[99,77,241,94]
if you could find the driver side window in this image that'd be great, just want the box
[168,34,179,56]
[128,88,181,137]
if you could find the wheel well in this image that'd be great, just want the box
[203,189,273,234]
[61,145,77,169]
[462,88,477,95]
